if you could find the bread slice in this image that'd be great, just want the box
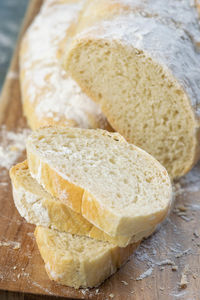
[34,226,139,289]
[20,0,110,130]
[26,127,172,239]
[9,160,155,247]
[64,0,200,179]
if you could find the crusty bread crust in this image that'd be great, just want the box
[10,160,155,247]
[35,226,140,289]
[20,0,111,131]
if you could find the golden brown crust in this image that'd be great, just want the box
[27,151,84,213]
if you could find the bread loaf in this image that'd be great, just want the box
[26,127,172,239]
[20,0,110,130]
[64,0,200,179]
[10,160,155,247]
[34,226,139,289]
[196,0,200,14]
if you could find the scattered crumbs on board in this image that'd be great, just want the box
[81,288,88,295]
[0,241,20,250]
[95,288,99,294]
[0,125,30,170]
[129,161,200,298]
[121,280,128,286]
[179,265,189,289]
[135,267,153,281]
[0,129,199,297]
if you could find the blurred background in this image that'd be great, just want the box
[0,0,28,92]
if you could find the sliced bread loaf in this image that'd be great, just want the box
[64,0,200,179]
[9,160,154,247]
[26,127,172,239]
[34,226,139,288]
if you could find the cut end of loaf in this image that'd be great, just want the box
[65,38,199,179]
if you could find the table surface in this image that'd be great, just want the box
[0,0,28,92]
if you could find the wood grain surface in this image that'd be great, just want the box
[0,0,199,299]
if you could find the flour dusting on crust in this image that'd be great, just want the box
[20,0,108,129]
[76,0,200,116]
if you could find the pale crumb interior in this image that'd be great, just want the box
[39,226,114,258]
[28,128,171,217]
[68,41,197,178]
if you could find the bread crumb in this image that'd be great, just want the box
[179,215,192,222]
[136,267,153,280]
[0,241,20,250]
[175,248,191,258]
[160,287,164,291]
[193,231,199,238]
[13,266,17,270]
[0,126,30,170]
[121,280,128,286]
[176,205,187,212]
[179,274,188,289]
[109,293,114,298]
[81,289,89,295]
[157,259,175,266]
[172,265,178,271]
[179,265,189,289]
[17,274,21,279]
[13,243,20,250]
[95,289,99,294]
[193,273,197,279]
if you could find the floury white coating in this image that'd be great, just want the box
[74,0,200,117]
[114,0,200,46]
[21,0,107,129]
[12,186,50,227]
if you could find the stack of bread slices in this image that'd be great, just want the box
[10,0,200,290]
[10,127,172,288]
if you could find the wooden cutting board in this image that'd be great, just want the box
[0,0,199,299]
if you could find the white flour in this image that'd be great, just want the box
[21,0,108,129]
[0,126,30,170]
